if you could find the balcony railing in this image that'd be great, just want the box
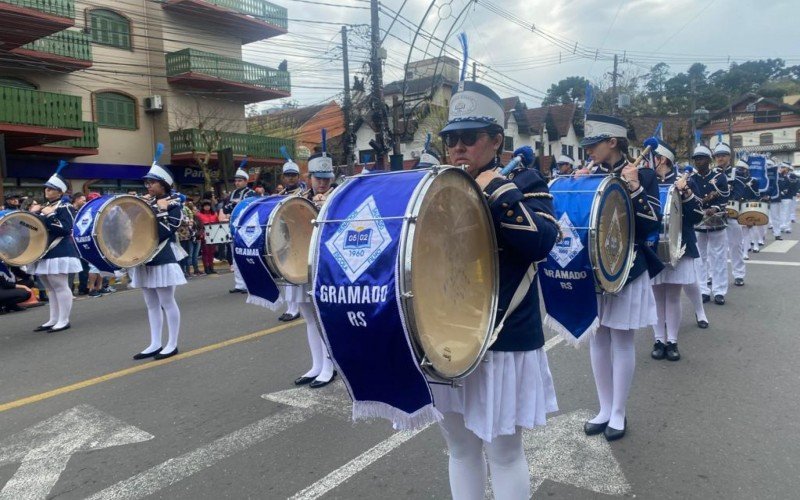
[166,48,290,95]
[49,121,98,148]
[170,128,292,159]
[2,0,74,18]
[0,85,82,130]
[18,30,91,62]
[204,0,287,29]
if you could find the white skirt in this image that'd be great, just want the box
[430,349,558,442]
[652,255,697,286]
[128,263,187,289]
[282,284,310,303]
[598,271,657,330]
[24,256,82,275]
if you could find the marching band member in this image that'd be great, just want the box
[277,152,304,323]
[765,159,782,240]
[130,150,186,360]
[26,161,82,333]
[778,163,795,234]
[433,80,560,500]
[220,161,255,294]
[414,133,442,169]
[651,139,704,361]
[294,145,337,389]
[555,154,575,176]
[691,145,729,305]
[577,115,663,441]
[737,160,762,255]
[714,142,747,286]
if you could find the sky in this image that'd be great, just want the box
[243,0,800,110]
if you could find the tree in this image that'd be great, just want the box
[542,76,591,105]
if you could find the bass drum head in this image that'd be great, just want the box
[665,187,683,268]
[96,196,158,267]
[738,202,769,226]
[590,177,634,294]
[267,197,317,285]
[403,168,498,381]
[0,211,48,266]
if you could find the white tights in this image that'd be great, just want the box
[286,300,298,316]
[589,327,635,430]
[682,281,708,323]
[297,303,334,381]
[39,274,72,329]
[652,284,682,343]
[141,286,181,354]
[439,412,529,500]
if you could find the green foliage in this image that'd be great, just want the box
[542,76,591,105]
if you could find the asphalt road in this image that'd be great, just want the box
[0,232,798,500]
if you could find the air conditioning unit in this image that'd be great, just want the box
[144,95,163,112]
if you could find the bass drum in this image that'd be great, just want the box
[73,195,159,272]
[738,201,770,226]
[0,210,49,266]
[229,195,262,235]
[657,185,683,268]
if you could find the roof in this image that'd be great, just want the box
[707,93,800,121]
[547,104,577,138]
[524,107,549,132]
[383,75,457,96]
[258,103,329,126]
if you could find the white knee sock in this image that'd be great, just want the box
[298,303,323,378]
[156,286,180,352]
[439,412,488,500]
[608,329,636,430]
[652,285,667,343]
[683,280,707,322]
[286,300,298,316]
[141,288,163,354]
[484,430,530,500]
[50,274,73,329]
[39,275,59,327]
[589,327,613,424]
[663,284,682,343]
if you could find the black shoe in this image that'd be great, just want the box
[651,341,667,360]
[604,418,627,441]
[309,371,337,389]
[696,314,709,329]
[7,304,25,312]
[702,294,711,303]
[133,348,162,360]
[583,420,608,436]
[665,342,681,361]
[775,235,783,240]
[229,288,243,294]
[734,278,745,286]
[294,376,316,386]
[154,348,179,360]
[33,324,53,332]
[278,313,291,322]
[714,294,725,305]
[48,323,71,333]
[706,278,712,286]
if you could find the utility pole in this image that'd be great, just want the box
[610,54,619,114]
[727,94,735,160]
[472,61,477,82]
[369,0,388,166]
[341,26,354,175]
[689,76,697,154]
[391,95,401,156]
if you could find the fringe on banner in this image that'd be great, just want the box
[543,314,599,348]
[352,401,442,431]
[246,294,283,311]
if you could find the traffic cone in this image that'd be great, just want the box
[19,286,43,308]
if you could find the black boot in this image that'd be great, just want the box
[651,341,667,360]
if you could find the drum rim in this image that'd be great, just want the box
[661,185,683,269]
[264,195,317,285]
[0,210,49,266]
[588,176,634,295]
[398,166,500,382]
[89,195,159,268]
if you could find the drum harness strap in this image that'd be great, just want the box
[487,263,537,349]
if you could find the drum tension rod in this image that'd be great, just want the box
[401,291,414,299]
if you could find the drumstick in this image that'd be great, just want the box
[630,145,652,169]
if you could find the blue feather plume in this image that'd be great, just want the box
[153,143,164,164]
[716,130,723,146]
[55,160,69,174]
[584,83,594,115]
[424,132,431,152]
[694,129,702,146]
[653,121,663,139]
[458,32,469,82]
[321,128,327,154]
[240,156,248,169]
[279,145,292,162]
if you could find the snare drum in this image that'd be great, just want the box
[726,200,741,218]
[72,195,159,273]
[311,167,498,401]
[658,185,683,268]
[738,201,770,226]
[0,210,49,266]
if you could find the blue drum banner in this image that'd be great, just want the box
[233,197,281,309]
[747,155,768,192]
[539,177,600,345]
[313,170,441,429]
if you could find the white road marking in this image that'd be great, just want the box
[0,405,153,500]
[87,408,308,500]
[746,260,800,267]
[760,239,798,253]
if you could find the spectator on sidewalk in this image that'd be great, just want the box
[195,200,219,274]
[0,262,30,313]
[178,201,200,277]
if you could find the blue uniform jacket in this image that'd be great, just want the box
[146,195,183,266]
[778,173,797,200]
[37,200,79,260]
[222,187,255,215]
[692,168,729,232]
[726,166,757,202]
[593,158,663,282]
[482,162,559,352]
[764,165,780,201]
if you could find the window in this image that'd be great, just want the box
[561,144,568,155]
[0,77,36,90]
[759,133,773,146]
[504,136,514,152]
[754,110,781,124]
[732,135,743,148]
[567,145,574,158]
[534,141,542,152]
[90,9,131,49]
[95,92,137,130]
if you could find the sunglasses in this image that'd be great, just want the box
[442,130,489,148]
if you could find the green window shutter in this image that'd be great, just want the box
[90,10,131,50]
[0,77,36,90]
[96,93,136,130]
